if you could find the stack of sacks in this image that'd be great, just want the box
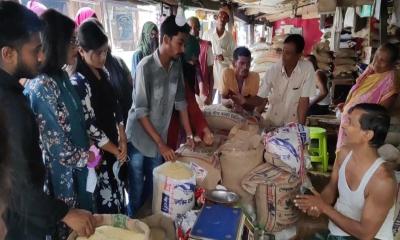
[250,41,280,81]
[218,122,264,203]
[241,123,310,233]
[312,41,333,72]
[176,134,228,190]
[272,34,288,52]
[249,42,269,52]
[388,25,400,44]
[333,48,357,77]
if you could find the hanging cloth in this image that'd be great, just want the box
[360,5,373,18]
[344,7,355,28]
[374,0,382,20]
[330,7,343,51]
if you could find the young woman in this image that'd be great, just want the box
[74,19,127,214]
[305,54,330,115]
[24,10,96,239]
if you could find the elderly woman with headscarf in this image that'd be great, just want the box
[131,21,159,78]
[336,43,400,149]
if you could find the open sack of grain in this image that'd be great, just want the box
[312,41,333,72]
[218,122,264,203]
[176,134,227,190]
[68,214,150,240]
[202,104,246,131]
[152,162,196,219]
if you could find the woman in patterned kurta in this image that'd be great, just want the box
[75,19,128,214]
[23,10,108,239]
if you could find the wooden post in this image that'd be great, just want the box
[228,5,234,33]
[250,23,255,45]
[380,0,388,44]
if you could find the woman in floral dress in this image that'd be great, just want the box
[74,19,128,214]
[24,10,109,239]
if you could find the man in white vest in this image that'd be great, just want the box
[202,6,235,103]
[295,103,396,240]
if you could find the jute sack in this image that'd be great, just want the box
[315,52,333,64]
[335,49,356,58]
[334,58,356,65]
[313,41,330,52]
[253,54,281,65]
[140,214,176,240]
[202,104,246,131]
[68,214,150,240]
[219,123,264,202]
[251,62,274,73]
[318,62,332,71]
[176,135,227,190]
[333,65,357,76]
[263,123,309,176]
[250,42,269,52]
[242,163,301,233]
[317,0,337,13]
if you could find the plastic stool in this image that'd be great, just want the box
[308,127,328,172]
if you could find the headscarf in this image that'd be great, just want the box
[74,7,97,27]
[137,21,158,57]
[26,0,47,16]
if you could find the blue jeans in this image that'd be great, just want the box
[127,143,163,217]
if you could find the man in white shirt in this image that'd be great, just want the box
[203,6,236,103]
[257,34,316,127]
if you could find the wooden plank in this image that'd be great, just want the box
[380,0,388,44]
[250,23,255,44]
[337,0,374,7]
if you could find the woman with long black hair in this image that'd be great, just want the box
[73,19,127,214]
[24,9,97,239]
